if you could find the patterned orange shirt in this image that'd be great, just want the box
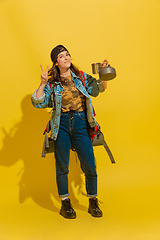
[61,74,86,112]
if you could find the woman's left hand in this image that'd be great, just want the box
[100,59,108,90]
[101,59,108,68]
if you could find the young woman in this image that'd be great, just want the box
[31,45,108,219]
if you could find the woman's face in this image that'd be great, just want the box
[56,51,71,71]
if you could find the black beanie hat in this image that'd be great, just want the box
[50,45,69,62]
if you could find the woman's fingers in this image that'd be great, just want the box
[46,65,49,74]
[40,65,49,74]
[103,59,108,64]
[40,65,49,84]
[101,59,108,67]
[40,64,44,73]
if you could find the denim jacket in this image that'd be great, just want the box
[31,70,105,140]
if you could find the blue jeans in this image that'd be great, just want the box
[54,111,97,198]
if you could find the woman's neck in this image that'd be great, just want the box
[60,68,71,78]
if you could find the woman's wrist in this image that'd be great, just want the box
[101,81,107,90]
[40,82,47,88]
[36,83,46,98]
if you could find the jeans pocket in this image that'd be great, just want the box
[77,111,87,120]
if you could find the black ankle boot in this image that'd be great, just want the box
[60,198,76,219]
[88,197,103,217]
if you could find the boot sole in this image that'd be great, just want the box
[60,210,76,219]
[88,209,103,217]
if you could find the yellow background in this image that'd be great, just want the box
[0,0,160,239]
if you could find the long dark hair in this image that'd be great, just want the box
[48,58,81,83]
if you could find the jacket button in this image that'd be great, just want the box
[57,114,59,116]
[58,102,60,104]
[56,126,58,128]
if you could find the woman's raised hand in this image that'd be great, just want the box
[100,59,108,90]
[101,59,108,68]
[40,65,49,85]
[36,65,49,99]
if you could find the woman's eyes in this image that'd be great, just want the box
[59,53,70,58]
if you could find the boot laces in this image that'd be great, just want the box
[91,198,100,210]
[63,199,74,213]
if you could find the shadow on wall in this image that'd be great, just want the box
[0,94,87,213]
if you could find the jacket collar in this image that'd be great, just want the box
[70,70,80,79]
